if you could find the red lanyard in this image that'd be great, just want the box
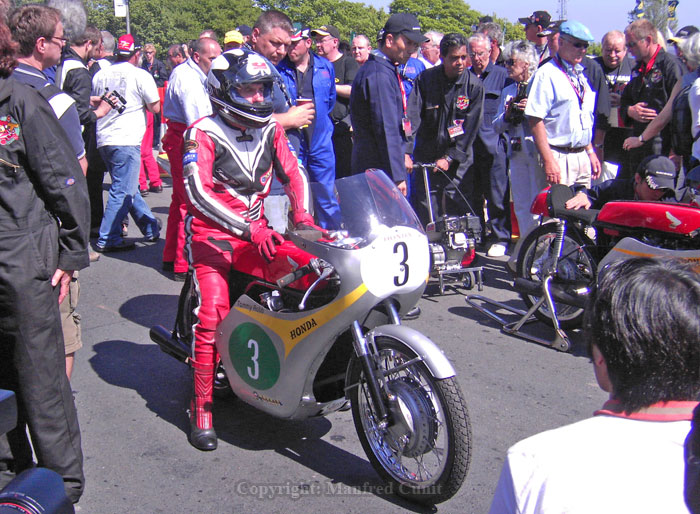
[554,56,585,108]
[640,45,661,75]
[395,69,408,117]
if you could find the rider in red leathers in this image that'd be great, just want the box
[181,49,321,450]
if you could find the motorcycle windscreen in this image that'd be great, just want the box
[310,169,424,247]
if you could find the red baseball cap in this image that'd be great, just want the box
[117,34,141,56]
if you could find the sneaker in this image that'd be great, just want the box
[487,242,508,257]
[89,250,101,262]
[174,272,187,282]
[94,240,135,253]
[139,188,149,197]
[149,184,163,193]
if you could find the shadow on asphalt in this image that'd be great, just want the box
[89,339,435,513]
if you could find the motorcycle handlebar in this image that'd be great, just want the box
[276,264,313,288]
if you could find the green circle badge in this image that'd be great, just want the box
[229,323,280,390]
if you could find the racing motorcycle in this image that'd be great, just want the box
[513,181,700,348]
[150,170,471,504]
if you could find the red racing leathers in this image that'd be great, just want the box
[182,114,312,435]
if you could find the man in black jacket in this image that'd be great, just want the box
[407,32,484,225]
[620,19,684,179]
[0,38,90,504]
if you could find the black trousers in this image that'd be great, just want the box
[84,125,106,233]
[0,222,84,503]
[332,122,353,180]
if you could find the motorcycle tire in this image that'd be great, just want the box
[348,337,471,505]
[515,223,597,329]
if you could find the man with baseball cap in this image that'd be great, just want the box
[565,154,678,209]
[277,25,340,227]
[519,10,552,63]
[91,34,162,252]
[223,29,243,51]
[525,20,602,188]
[350,13,428,196]
[313,24,359,179]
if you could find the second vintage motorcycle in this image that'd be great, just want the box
[151,170,472,504]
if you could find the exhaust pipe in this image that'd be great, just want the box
[514,278,589,309]
[150,325,190,363]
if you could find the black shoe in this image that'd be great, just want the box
[149,184,163,193]
[139,188,149,197]
[162,261,174,272]
[144,219,162,243]
[90,227,100,238]
[174,272,187,282]
[94,240,136,253]
[189,423,217,451]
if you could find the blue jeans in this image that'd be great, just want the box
[98,145,159,247]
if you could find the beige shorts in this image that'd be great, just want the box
[60,275,82,355]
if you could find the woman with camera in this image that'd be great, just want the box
[493,40,544,270]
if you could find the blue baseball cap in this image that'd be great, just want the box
[559,20,594,42]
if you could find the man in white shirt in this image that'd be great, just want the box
[161,37,221,279]
[418,31,442,69]
[490,257,700,514]
[92,34,161,252]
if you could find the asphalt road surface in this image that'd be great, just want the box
[71,175,608,513]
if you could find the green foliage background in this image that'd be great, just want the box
[19,0,529,58]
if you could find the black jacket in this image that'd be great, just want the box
[142,57,167,88]
[620,48,683,137]
[407,65,484,165]
[57,47,95,127]
[0,78,89,271]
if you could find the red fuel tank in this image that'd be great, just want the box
[596,201,700,236]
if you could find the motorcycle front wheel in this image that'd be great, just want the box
[516,223,597,329]
[348,337,471,505]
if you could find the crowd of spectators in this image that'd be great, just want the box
[0,0,699,508]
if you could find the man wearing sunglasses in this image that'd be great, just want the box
[620,19,683,180]
[525,20,601,189]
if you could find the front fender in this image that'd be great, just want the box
[367,324,457,380]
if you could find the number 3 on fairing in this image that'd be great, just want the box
[247,339,259,380]
[393,242,409,286]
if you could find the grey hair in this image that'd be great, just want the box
[468,32,492,51]
[45,0,86,43]
[478,22,502,44]
[101,30,114,53]
[423,30,443,47]
[679,33,700,70]
[602,30,625,47]
[503,40,538,77]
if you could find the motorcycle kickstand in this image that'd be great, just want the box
[350,321,390,427]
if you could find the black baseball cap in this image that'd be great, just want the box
[519,11,552,28]
[381,13,428,44]
[311,25,340,40]
[638,155,678,190]
[236,24,252,37]
[538,20,564,37]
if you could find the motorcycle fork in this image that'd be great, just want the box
[350,320,390,427]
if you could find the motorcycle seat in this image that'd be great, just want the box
[548,184,599,225]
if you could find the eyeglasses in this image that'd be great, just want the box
[469,50,489,58]
[145,51,155,55]
[562,37,589,49]
[51,35,68,45]
[505,59,519,66]
[316,37,333,44]
[626,40,639,49]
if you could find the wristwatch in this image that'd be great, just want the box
[639,134,645,143]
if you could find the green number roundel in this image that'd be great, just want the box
[229,323,280,390]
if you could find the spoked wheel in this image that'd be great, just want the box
[349,337,471,504]
[516,223,597,329]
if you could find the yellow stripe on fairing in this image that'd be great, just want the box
[234,283,368,357]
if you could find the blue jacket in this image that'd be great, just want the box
[277,53,336,156]
[350,52,409,183]
[473,62,512,149]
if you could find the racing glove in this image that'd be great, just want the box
[292,212,328,236]
[249,219,285,261]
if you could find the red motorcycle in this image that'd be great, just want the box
[468,179,700,352]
